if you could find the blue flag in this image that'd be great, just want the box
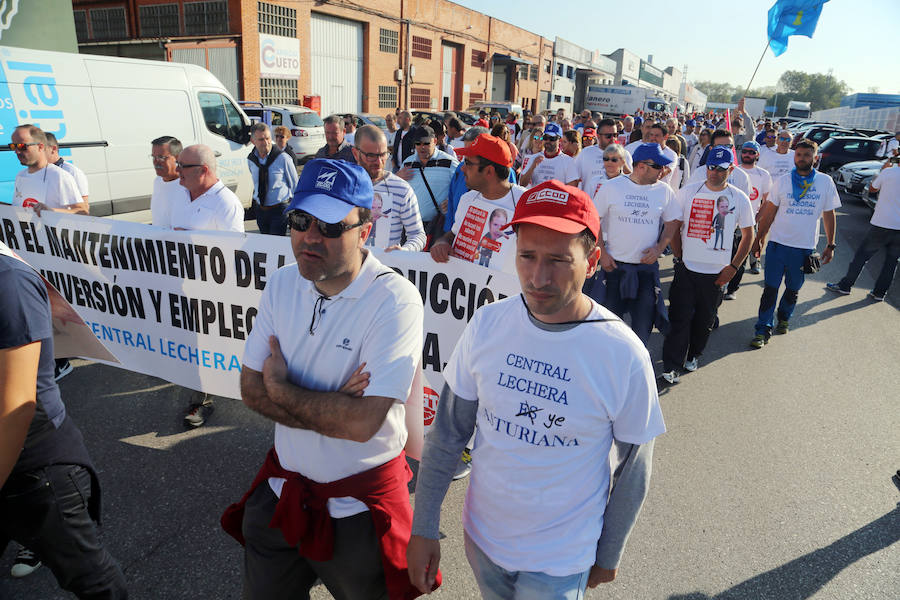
[767,0,830,56]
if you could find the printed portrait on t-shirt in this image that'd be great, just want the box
[365,193,391,248]
[478,208,511,267]
[709,195,735,251]
[682,190,737,263]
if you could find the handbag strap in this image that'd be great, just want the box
[417,163,442,215]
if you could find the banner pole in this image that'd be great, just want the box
[742,39,771,99]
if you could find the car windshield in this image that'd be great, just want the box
[291,112,324,127]
[364,115,387,128]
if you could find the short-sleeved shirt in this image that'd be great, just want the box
[868,166,900,230]
[675,184,755,274]
[443,295,665,576]
[368,173,426,250]
[13,165,81,209]
[242,251,424,517]
[767,171,841,250]
[758,149,795,179]
[57,160,89,197]
[150,176,191,228]
[739,165,773,214]
[169,180,245,232]
[528,152,577,188]
[571,145,634,190]
[685,164,753,198]
[450,186,525,275]
[593,175,680,263]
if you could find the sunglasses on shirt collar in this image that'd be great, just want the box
[288,211,365,238]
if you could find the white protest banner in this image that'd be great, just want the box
[0,206,522,432]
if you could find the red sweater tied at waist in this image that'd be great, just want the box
[221,447,440,599]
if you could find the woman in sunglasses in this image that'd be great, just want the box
[584,144,627,199]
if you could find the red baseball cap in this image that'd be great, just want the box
[582,128,596,138]
[475,118,490,128]
[454,133,512,167]
[505,180,599,239]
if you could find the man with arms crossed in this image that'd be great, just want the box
[408,180,665,599]
[224,159,431,599]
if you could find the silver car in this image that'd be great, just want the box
[240,103,325,165]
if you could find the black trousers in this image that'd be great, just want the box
[241,483,388,600]
[0,464,127,599]
[663,262,724,372]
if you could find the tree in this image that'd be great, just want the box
[693,80,735,103]
[773,70,848,113]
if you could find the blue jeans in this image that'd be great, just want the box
[755,240,812,335]
[602,267,657,346]
[837,225,900,296]
[256,202,289,236]
[464,532,589,600]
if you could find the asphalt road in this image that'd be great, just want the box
[2,191,898,599]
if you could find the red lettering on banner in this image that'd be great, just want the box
[686,197,714,243]
[451,206,488,262]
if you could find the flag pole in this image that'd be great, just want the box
[742,39,771,99]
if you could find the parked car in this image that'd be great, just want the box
[833,159,883,195]
[466,102,524,121]
[239,103,325,165]
[455,111,478,126]
[817,136,883,173]
[342,113,389,131]
[792,126,856,149]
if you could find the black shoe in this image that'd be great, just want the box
[184,398,214,427]
[54,359,73,381]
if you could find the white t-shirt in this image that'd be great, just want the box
[150,176,191,228]
[528,152,577,188]
[685,164,752,198]
[242,251,424,517]
[450,186,525,275]
[869,166,900,230]
[13,164,80,209]
[443,296,665,576]
[584,173,622,199]
[520,152,541,174]
[885,138,899,157]
[739,165,773,214]
[57,161,89,197]
[767,171,841,250]
[593,176,680,263]
[169,180,245,232]
[344,132,355,147]
[570,145,634,190]
[758,149,795,179]
[676,184,755,274]
[657,146,680,188]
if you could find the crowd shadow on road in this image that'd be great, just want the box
[666,504,900,600]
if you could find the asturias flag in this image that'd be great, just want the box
[767,0,830,57]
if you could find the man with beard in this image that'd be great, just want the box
[519,122,576,188]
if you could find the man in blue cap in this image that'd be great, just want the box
[660,146,755,384]
[683,119,699,156]
[228,158,430,599]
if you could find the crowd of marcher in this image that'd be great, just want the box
[3,94,898,599]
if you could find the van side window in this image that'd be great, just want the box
[199,92,247,143]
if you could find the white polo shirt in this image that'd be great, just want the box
[150,176,191,228]
[13,164,80,209]
[169,180,245,232]
[243,251,424,517]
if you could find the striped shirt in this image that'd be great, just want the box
[367,173,426,251]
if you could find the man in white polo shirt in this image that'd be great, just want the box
[408,180,665,599]
[589,143,680,346]
[11,124,86,216]
[171,144,245,426]
[225,158,429,599]
[149,135,190,228]
[660,147,755,384]
[519,122,577,188]
[750,139,840,348]
[827,160,900,301]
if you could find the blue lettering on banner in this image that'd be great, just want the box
[482,408,578,447]
[84,320,241,372]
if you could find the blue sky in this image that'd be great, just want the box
[450,0,899,95]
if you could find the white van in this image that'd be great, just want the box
[0,45,254,216]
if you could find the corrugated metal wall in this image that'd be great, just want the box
[172,47,239,100]
[310,13,363,116]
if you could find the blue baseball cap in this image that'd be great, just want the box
[543,122,563,138]
[686,119,696,126]
[287,158,373,223]
[706,145,734,168]
[741,140,761,152]
[632,143,673,166]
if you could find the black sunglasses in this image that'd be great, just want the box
[541,135,559,141]
[707,165,729,172]
[641,161,664,170]
[603,156,621,162]
[599,133,616,138]
[289,211,364,238]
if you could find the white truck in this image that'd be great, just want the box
[584,84,669,116]
[0,45,254,216]
[785,100,812,120]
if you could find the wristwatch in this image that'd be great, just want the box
[826,243,836,250]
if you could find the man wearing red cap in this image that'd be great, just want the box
[430,134,525,274]
[409,180,665,598]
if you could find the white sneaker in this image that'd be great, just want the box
[659,370,679,385]
[683,357,699,372]
[723,292,736,300]
[11,546,41,578]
